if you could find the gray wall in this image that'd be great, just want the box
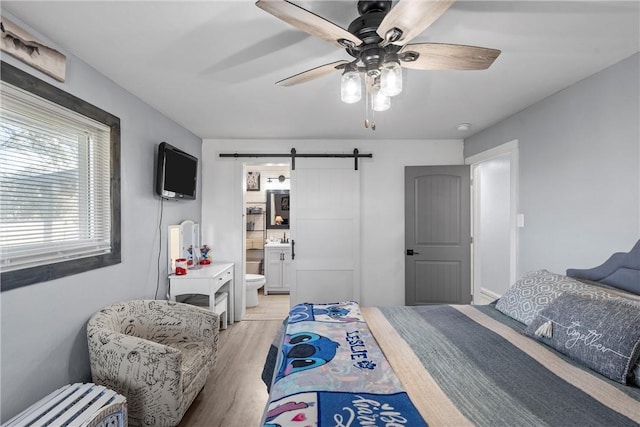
[465,53,640,276]
[0,13,202,421]
[201,139,464,316]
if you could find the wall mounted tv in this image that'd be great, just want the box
[156,142,198,200]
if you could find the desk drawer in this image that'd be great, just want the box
[217,266,233,285]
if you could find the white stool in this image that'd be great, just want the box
[214,292,228,329]
[245,274,265,307]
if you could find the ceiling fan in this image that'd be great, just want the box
[256,0,501,129]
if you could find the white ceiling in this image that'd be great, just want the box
[3,1,639,140]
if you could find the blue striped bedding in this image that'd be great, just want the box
[262,301,640,426]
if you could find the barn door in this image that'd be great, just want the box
[290,158,360,306]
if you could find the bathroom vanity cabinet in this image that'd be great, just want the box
[264,243,292,294]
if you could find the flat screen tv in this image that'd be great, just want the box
[156,142,198,200]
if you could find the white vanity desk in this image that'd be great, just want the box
[168,262,235,328]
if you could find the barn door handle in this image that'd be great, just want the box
[406,249,420,256]
[291,240,295,260]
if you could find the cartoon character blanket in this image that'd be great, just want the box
[261,301,426,427]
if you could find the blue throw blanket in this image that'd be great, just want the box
[262,301,426,427]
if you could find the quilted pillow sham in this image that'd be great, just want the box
[495,270,622,325]
[524,292,640,384]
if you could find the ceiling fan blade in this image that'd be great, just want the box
[256,0,362,49]
[377,0,455,46]
[399,43,501,70]
[276,60,350,87]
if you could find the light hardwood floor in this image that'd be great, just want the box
[179,291,289,426]
[244,290,290,320]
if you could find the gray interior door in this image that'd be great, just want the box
[405,165,471,305]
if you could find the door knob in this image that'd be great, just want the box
[406,249,420,256]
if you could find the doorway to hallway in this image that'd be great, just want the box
[467,140,519,304]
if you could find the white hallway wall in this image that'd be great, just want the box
[476,154,512,297]
[465,53,640,275]
[201,139,463,313]
[0,12,202,421]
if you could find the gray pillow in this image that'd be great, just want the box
[495,270,621,325]
[525,293,640,384]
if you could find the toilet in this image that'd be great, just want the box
[245,274,266,307]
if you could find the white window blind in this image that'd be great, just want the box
[0,83,112,272]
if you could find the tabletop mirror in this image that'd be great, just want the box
[168,220,200,272]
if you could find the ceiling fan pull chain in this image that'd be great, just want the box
[371,107,376,131]
[364,84,370,128]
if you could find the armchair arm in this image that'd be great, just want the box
[87,326,184,419]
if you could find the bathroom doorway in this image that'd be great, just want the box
[242,163,291,320]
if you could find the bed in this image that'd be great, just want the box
[261,241,640,426]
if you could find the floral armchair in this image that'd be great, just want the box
[87,300,219,426]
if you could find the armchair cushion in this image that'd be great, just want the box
[87,300,219,426]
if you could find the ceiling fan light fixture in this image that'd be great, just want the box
[341,68,362,104]
[380,55,402,97]
[255,0,500,130]
[371,84,391,112]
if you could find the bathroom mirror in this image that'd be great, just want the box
[266,190,290,229]
[168,220,200,272]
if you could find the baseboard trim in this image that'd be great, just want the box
[475,287,502,305]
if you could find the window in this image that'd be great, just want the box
[0,62,120,291]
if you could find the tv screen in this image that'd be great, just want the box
[156,142,198,200]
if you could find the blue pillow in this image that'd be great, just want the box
[525,292,640,384]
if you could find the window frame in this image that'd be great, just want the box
[1,61,121,291]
